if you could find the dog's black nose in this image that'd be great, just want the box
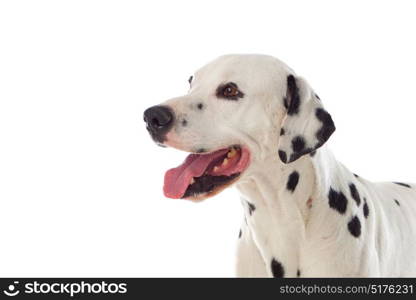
[143,105,174,142]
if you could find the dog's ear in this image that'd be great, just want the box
[277,75,335,163]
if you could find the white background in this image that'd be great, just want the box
[1,0,415,277]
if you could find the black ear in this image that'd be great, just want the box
[278,75,335,163]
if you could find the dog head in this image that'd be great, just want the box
[144,54,335,201]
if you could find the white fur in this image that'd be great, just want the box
[157,54,416,277]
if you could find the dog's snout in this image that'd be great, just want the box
[143,105,174,142]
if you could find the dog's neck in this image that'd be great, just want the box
[235,146,339,276]
[237,147,323,221]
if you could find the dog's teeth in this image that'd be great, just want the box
[222,158,229,166]
[190,178,195,184]
[227,148,237,158]
[213,166,219,172]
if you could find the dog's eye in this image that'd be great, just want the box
[217,82,244,100]
[224,85,238,97]
[188,76,193,85]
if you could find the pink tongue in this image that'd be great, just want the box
[163,149,229,199]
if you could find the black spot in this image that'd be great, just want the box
[347,215,361,238]
[280,128,285,136]
[285,75,300,115]
[271,258,285,278]
[291,136,306,153]
[297,270,301,277]
[393,182,411,188]
[278,150,287,163]
[247,201,256,215]
[328,188,347,214]
[289,147,313,163]
[238,229,242,239]
[353,173,359,178]
[197,103,204,110]
[181,119,188,127]
[196,148,206,153]
[315,108,336,147]
[394,199,400,206]
[315,93,321,100]
[310,150,317,157]
[188,76,193,84]
[286,171,300,193]
[349,183,361,206]
[363,199,369,218]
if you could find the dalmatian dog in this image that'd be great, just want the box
[143,54,416,277]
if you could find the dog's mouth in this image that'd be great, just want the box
[163,146,250,200]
